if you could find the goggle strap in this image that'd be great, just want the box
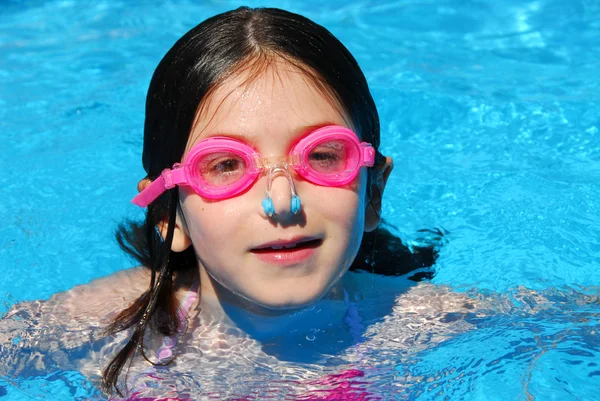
[132,168,188,207]
[361,143,376,167]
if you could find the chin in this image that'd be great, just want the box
[251,288,326,312]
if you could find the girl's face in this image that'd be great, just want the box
[177,61,373,311]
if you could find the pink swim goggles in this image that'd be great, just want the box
[132,125,375,214]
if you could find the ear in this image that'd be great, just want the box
[138,178,192,252]
[364,156,393,232]
[157,217,192,252]
[137,178,151,193]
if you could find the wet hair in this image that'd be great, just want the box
[103,6,440,395]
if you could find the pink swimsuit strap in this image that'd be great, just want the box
[177,285,199,322]
[155,285,198,361]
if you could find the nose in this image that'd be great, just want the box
[261,162,301,217]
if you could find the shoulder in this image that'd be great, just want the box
[393,283,477,314]
[361,283,481,349]
[0,268,150,376]
[47,266,151,325]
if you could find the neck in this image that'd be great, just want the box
[197,273,360,341]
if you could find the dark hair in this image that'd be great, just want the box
[103,6,440,395]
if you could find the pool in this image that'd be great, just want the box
[1,0,599,399]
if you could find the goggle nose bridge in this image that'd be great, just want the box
[252,153,302,172]
[260,160,302,217]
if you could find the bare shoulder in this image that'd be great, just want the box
[47,266,151,324]
[0,268,150,376]
[393,282,478,314]
[360,282,486,351]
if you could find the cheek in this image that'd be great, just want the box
[307,172,368,241]
[319,192,363,229]
[178,189,249,257]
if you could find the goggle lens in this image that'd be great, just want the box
[196,151,248,188]
[304,138,355,176]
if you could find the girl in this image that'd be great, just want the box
[2,6,457,400]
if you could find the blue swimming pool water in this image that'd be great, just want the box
[1,0,599,400]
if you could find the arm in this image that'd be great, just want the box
[0,267,150,377]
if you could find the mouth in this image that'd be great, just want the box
[250,237,323,266]
[251,238,323,253]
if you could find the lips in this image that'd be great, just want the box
[251,237,322,252]
[250,237,323,266]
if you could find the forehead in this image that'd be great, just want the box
[186,59,351,151]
